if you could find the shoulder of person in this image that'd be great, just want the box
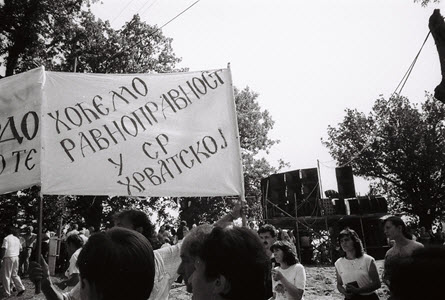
[363,253,375,261]
[385,246,395,257]
[294,263,305,271]
[334,257,344,265]
[411,240,424,249]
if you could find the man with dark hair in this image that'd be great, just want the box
[77,227,155,300]
[177,224,213,293]
[258,224,278,257]
[189,226,269,300]
[258,224,277,300]
[177,204,244,294]
[113,209,180,300]
[56,234,84,290]
[1,226,26,297]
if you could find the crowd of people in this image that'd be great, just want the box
[1,210,445,299]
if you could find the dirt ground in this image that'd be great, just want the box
[2,260,389,300]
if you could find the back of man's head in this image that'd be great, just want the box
[66,233,84,250]
[182,224,213,257]
[113,209,155,242]
[77,227,155,300]
[199,226,269,300]
[8,226,19,236]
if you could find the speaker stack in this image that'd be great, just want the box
[346,198,360,215]
[321,198,335,216]
[358,196,372,214]
[299,168,320,217]
[336,166,356,199]
[333,198,347,215]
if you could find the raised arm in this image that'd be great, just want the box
[29,256,65,300]
[214,200,246,228]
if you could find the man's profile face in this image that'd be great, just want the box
[259,231,276,253]
[178,246,195,293]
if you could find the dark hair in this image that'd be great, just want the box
[7,226,19,236]
[182,224,213,257]
[77,227,155,300]
[270,240,298,266]
[390,246,445,300]
[258,224,277,238]
[383,216,412,240]
[66,233,84,249]
[199,226,269,300]
[338,228,364,258]
[113,209,156,246]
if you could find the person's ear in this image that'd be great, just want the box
[213,274,231,295]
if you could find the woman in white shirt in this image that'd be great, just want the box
[271,240,306,300]
[335,228,381,300]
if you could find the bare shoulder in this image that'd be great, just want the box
[385,246,395,258]
[410,240,424,250]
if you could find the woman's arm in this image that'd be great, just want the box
[278,275,304,300]
[273,267,304,300]
[336,268,351,297]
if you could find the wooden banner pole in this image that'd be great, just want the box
[35,192,43,294]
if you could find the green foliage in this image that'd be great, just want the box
[323,94,445,228]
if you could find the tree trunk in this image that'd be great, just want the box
[82,196,104,231]
[418,213,434,230]
[5,49,19,77]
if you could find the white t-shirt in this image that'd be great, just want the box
[272,263,306,300]
[150,242,181,300]
[65,248,81,278]
[2,234,22,258]
[334,254,375,296]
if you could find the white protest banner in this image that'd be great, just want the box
[41,69,244,197]
[0,67,44,194]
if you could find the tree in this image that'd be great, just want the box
[179,87,286,225]
[0,2,182,76]
[323,94,445,228]
[0,186,75,240]
[0,0,94,76]
[50,13,182,73]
